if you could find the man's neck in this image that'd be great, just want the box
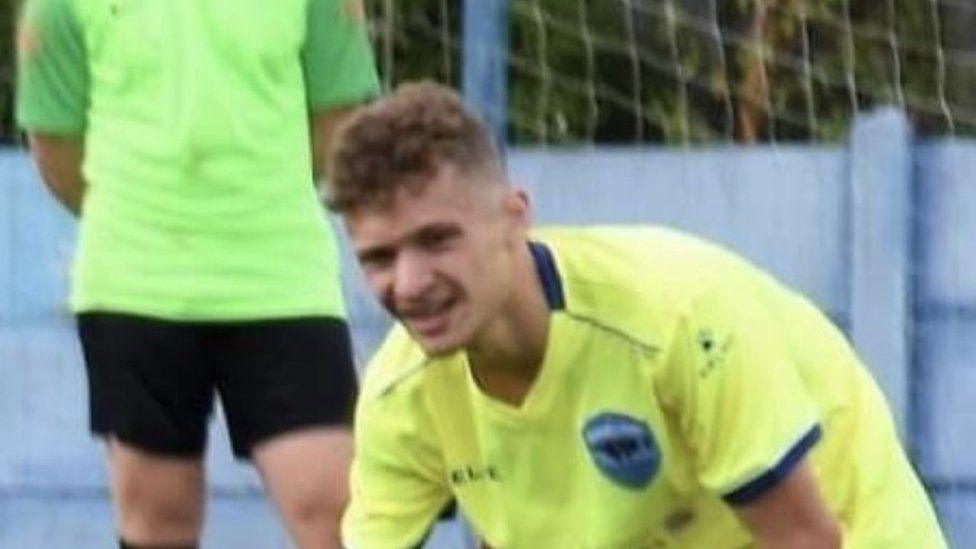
[467,244,551,407]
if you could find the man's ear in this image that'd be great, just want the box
[503,186,532,232]
[499,186,532,251]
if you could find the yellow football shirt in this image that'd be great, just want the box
[343,226,945,548]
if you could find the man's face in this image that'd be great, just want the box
[344,167,527,356]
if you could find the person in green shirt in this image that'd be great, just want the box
[16,0,379,547]
[328,83,945,548]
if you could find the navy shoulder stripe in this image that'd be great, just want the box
[528,241,565,311]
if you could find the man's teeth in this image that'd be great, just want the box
[408,302,450,318]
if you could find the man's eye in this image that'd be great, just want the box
[419,230,457,250]
[360,251,394,269]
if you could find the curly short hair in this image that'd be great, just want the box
[327,81,503,212]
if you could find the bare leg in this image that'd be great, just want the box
[252,427,353,549]
[107,438,205,547]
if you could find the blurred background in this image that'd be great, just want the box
[2,0,975,546]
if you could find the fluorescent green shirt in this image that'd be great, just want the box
[16,0,379,320]
[344,226,945,548]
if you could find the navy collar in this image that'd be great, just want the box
[528,241,565,311]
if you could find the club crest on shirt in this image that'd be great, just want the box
[582,412,660,489]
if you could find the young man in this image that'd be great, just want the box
[328,82,946,548]
[16,0,378,547]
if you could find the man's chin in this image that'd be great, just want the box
[409,329,465,357]
[400,309,469,356]
[417,337,463,357]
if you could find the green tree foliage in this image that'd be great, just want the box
[365,0,462,89]
[1,0,18,144]
[365,0,976,145]
[504,0,976,144]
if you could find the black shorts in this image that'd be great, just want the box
[76,313,358,459]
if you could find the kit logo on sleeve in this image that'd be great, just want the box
[582,412,660,489]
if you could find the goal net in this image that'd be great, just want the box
[365,0,976,145]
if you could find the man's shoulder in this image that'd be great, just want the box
[358,324,446,403]
[535,224,727,278]
[534,225,743,347]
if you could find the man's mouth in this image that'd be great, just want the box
[400,298,457,338]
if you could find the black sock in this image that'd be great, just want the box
[119,539,198,549]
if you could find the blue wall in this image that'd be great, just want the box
[913,140,976,544]
[2,110,974,546]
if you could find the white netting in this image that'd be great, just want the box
[366,0,976,145]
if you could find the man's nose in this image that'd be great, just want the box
[393,250,435,301]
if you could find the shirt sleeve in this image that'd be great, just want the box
[16,0,90,135]
[342,385,452,548]
[659,280,822,506]
[302,0,380,111]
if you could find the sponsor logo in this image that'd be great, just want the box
[448,465,500,487]
[696,327,732,378]
[583,412,660,489]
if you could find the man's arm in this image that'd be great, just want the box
[311,105,357,181]
[342,395,453,548]
[27,133,85,215]
[657,279,840,546]
[342,329,456,547]
[302,0,380,182]
[733,461,842,549]
[16,0,91,215]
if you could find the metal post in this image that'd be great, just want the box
[848,107,913,441]
[462,0,509,151]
